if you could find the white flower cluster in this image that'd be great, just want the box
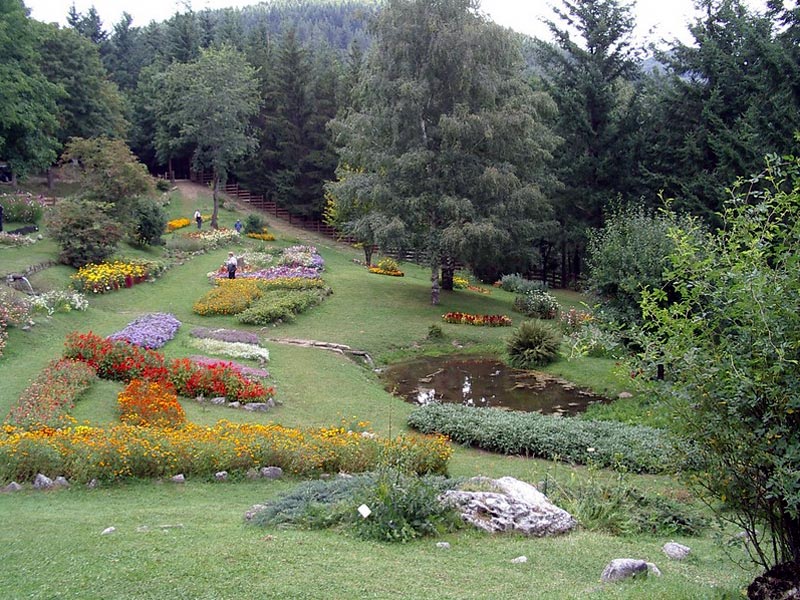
[29,290,89,316]
[187,337,270,362]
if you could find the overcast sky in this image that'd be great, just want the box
[24,0,768,45]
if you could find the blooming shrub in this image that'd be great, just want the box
[277,245,324,270]
[453,275,470,289]
[559,308,593,333]
[28,291,89,316]
[118,379,186,428]
[64,332,274,403]
[166,217,191,232]
[71,260,149,294]
[370,256,403,276]
[193,279,265,315]
[0,289,32,326]
[442,312,512,326]
[0,192,46,223]
[0,421,452,483]
[5,359,96,428]
[513,290,560,320]
[187,337,270,362]
[107,313,181,349]
[182,228,239,249]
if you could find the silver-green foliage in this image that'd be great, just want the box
[237,288,331,325]
[407,403,682,474]
[637,155,800,569]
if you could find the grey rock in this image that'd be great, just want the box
[210,397,226,406]
[436,542,451,549]
[617,391,633,399]
[86,478,99,489]
[441,476,576,537]
[170,474,186,484]
[245,468,260,480]
[243,402,271,412]
[227,401,241,409]
[511,556,528,564]
[214,471,229,481]
[601,559,649,583]
[3,482,23,492]
[244,504,266,521]
[54,476,70,488]
[33,473,54,490]
[663,542,691,560]
[101,527,116,535]
[260,466,283,480]
[646,562,662,577]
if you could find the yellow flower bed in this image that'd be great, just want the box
[193,279,265,315]
[71,260,149,294]
[166,218,191,232]
[246,232,276,241]
[0,421,452,482]
[369,267,404,277]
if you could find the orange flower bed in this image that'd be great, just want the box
[118,380,186,428]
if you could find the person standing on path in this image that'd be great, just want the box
[194,209,202,229]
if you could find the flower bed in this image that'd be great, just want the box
[70,260,161,294]
[189,356,270,380]
[64,332,274,403]
[107,313,181,349]
[0,232,37,247]
[0,421,452,483]
[190,327,260,346]
[187,337,270,363]
[166,217,192,232]
[442,312,512,326]
[193,279,265,315]
[29,291,89,316]
[182,227,239,249]
[118,379,186,428]
[0,192,47,222]
[369,267,404,277]
[246,232,275,241]
[5,359,97,428]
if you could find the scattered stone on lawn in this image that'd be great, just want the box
[227,401,241,409]
[210,397,226,406]
[601,559,650,583]
[511,556,528,564]
[244,504,267,521]
[87,478,99,489]
[260,466,283,480]
[137,526,150,533]
[246,468,260,480]
[215,471,229,481]
[54,476,70,488]
[440,476,576,537]
[3,482,22,493]
[101,527,116,535]
[663,542,691,560]
[243,402,272,412]
[436,542,451,550]
[170,474,186,484]
[33,473,53,490]
[618,391,633,399]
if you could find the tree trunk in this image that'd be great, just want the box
[211,172,220,229]
[431,263,440,305]
[364,244,374,266]
[46,167,54,190]
[440,256,454,291]
[168,158,175,183]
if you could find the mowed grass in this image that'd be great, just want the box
[0,183,757,598]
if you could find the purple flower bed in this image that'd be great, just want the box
[190,327,260,345]
[239,266,322,280]
[108,313,181,349]
[189,355,270,379]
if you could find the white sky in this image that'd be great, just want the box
[24,0,768,45]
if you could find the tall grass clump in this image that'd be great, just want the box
[506,320,561,368]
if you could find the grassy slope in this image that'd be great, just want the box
[0,183,758,598]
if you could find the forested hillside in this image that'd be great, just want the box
[4,0,799,284]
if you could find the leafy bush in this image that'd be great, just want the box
[499,274,547,294]
[244,213,266,234]
[513,289,560,319]
[237,288,332,325]
[407,403,683,474]
[249,470,463,543]
[131,197,166,247]
[506,320,562,368]
[155,179,171,192]
[376,256,400,272]
[47,198,123,267]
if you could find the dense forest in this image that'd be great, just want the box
[2,0,799,283]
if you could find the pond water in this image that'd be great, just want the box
[381,356,610,415]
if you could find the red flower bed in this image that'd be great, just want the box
[64,332,274,403]
[442,312,512,327]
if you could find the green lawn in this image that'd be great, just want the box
[0,183,757,598]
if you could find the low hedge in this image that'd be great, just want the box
[238,288,332,325]
[407,403,683,474]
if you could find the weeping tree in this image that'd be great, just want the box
[165,45,260,228]
[328,0,560,304]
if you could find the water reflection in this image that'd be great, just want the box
[382,356,609,415]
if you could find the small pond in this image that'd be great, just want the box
[381,355,610,415]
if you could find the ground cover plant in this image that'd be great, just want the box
[0,182,761,597]
[107,312,182,349]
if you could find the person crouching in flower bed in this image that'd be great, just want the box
[225,252,238,279]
